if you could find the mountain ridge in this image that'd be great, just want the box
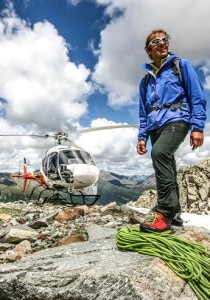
[0,171,156,205]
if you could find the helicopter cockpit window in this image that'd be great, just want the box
[59,150,95,165]
[42,157,48,174]
[48,152,59,173]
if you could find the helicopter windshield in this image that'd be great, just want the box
[59,150,95,165]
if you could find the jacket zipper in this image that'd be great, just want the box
[154,77,157,125]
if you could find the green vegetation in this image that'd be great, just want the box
[0,184,26,202]
[0,206,24,217]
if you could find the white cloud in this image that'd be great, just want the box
[74,118,153,176]
[0,2,92,172]
[204,75,210,90]
[0,4,91,131]
[173,122,210,169]
[93,0,210,107]
[74,117,210,177]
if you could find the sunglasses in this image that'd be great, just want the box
[147,36,170,47]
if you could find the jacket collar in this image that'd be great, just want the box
[142,52,178,73]
[150,54,170,74]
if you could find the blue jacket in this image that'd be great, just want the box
[138,53,206,141]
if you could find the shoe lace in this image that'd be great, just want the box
[145,212,160,223]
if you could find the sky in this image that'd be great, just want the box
[0,0,210,177]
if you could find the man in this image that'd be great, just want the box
[136,29,206,232]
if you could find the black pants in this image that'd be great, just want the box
[149,121,190,219]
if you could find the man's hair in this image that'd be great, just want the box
[145,29,171,49]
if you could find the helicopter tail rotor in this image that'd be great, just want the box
[23,158,29,192]
[11,158,29,192]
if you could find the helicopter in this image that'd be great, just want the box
[5,124,138,205]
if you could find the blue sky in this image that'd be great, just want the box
[12,0,104,69]
[0,0,210,176]
[10,0,133,126]
[1,0,129,125]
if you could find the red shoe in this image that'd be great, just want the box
[140,211,171,233]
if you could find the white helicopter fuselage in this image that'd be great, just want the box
[41,164,99,189]
[67,163,99,188]
[40,145,100,193]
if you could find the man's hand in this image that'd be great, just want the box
[190,131,204,150]
[136,140,147,155]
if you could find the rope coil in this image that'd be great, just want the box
[116,225,210,300]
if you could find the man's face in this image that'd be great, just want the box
[146,32,169,61]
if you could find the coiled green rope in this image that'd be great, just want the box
[116,225,210,300]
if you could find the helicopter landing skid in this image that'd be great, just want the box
[68,193,100,206]
[28,184,100,206]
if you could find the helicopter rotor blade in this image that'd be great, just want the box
[0,134,49,138]
[71,124,138,135]
[0,124,138,138]
[65,124,138,151]
[0,124,138,148]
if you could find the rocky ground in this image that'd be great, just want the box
[0,200,143,265]
[0,185,209,266]
[0,197,209,300]
[0,158,210,299]
[0,157,210,266]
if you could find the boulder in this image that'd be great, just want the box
[0,225,207,300]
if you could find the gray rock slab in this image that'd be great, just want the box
[0,234,197,300]
[87,224,117,241]
[0,224,37,239]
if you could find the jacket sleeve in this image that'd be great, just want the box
[180,59,206,131]
[138,76,149,142]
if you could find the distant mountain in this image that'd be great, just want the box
[97,170,156,205]
[0,171,156,205]
[129,175,148,183]
[0,173,16,186]
[0,172,25,202]
[139,174,156,188]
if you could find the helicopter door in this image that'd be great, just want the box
[46,152,60,179]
